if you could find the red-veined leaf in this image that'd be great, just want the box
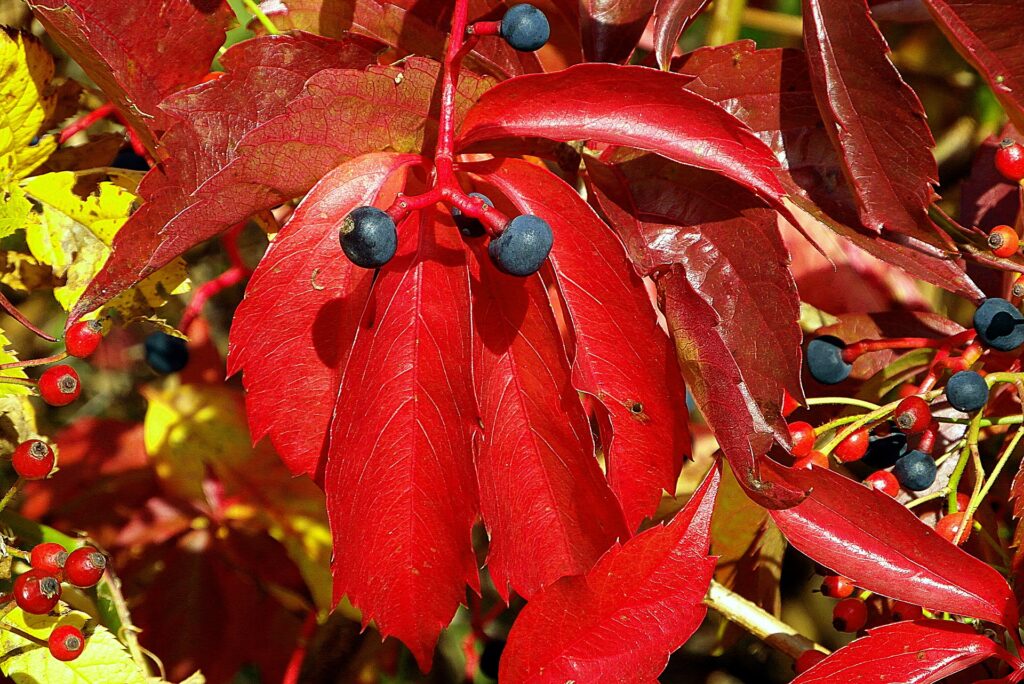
[766,462,1019,628]
[469,246,627,601]
[793,620,1016,684]
[652,0,711,70]
[227,153,419,479]
[466,157,690,530]
[325,207,479,670]
[579,0,655,63]
[498,463,720,683]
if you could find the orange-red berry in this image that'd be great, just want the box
[794,450,829,469]
[30,542,68,579]
[995,139,1024,183]
[894,396,931,434]
[935,511,972,545]
[64,320,103,358]
[988,224,1020,258]
[832,597,868,632]
[13,570,61,614]
[834,428,870,462]
[864,470,900,497]
[11,439,55,480]
[820,575,855,599]
[788,421,815,457]
[48,625,85,661]
[38,365,80,407]
[890,601,923,622]
[64,546,106,588]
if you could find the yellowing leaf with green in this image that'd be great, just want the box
[0,328,30,399]
[0,394,36,455]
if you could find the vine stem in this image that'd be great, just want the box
[0,621,48,648]
[0,291,56,342]
[179,265,248,332]
[102,567,149,674]
[0,351,67,371]
[241,0,280,34]
[0,481,23,517]
[704,580,826,659]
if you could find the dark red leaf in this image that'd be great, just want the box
[652,0,711,70]
[227,153,418,479]
[579,0,655,63]
[766,462,1019,629]
[499,464,719,683]
[325,207,479,671]
[466,157,690,530]
[962,129,1023,232]
[470,245,627,602]
[793,620,1014,684]
[27,0,233,150]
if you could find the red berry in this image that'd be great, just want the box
[794,649,827,674]
[832,597,868,632]
[820,575,855,599]
[64,546,106,587]
[988,224,1020,258]
[834,428,870,462]
[64,320,103,358]
[11,439,55,480]
[13,570,61,614]
[864,470,900,497]
[955,492,970,511]
[48,624,85,661]
[891,601,923,622]
[794,450,829,470]
[30,542,68,579]
[995,139,1024,183]
[935,512,972,545]
[894,396,931,434]
[782,390,800,417]
[38,365,80,407]
[896,383,918,398]
[788,421,815,457]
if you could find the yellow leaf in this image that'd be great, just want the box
[0,394,37,457]
[0,328,29,398]
[0,30,57,187]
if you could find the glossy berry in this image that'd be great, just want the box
[451,193,493,238]
[11,439,55,480]
[988,225,1020,258]
[48,624,85,661]
[994,139,1024,183]
[863,431,909,468]
[864,470,900,497]
[65,320,103,358]
[13,570,61,614]
[806,335,852,385]
[64,546,106,588]
[479,638,505,679]
[38,365,80,407]
[832,598,868,632]
[820,575,855,599]
[794,649,827,674]
[145,332,189,374]
[339,206,398,268]
[834,428,869,462]
[946,370,989,412]
[787,421,815,457]
[973,297,1024,351]
[890,601,923,622]
[30,542,68,579]
[894,396,931,434]
[489,215,553,276]
[500,4,550,52]
[893,450,937,492]
[936,512,972,545]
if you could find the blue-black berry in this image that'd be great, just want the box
[806,335,852,385]
[145,332,189,374]
[892,450,937,491]
[489,215,553,276]
[973,297,1024,352]
[451,193,493,238]
[862,430,909,469]
[946,370,989,413]
[500,4,550,52]
[339,207,397,268]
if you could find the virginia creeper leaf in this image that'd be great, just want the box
[579,0,655,63]
[467,157,690,530]
[0,330,31,399]
[498,464,719,683]
[652,0,711,70]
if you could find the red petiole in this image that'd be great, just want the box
[0,291,56,342]
[180,265,249,332]
[841,331,976,363]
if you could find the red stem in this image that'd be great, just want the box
[0,351,67,371]
[221,222,249,272]
[468,20,501,36]
[0,291,56,342]
[179,265,248,331]
[841,331,976,363]
[282,610,317,684]
[59,102,116,143]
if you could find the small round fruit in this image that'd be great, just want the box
[30,542,68,578]
[787,421,815,457]
[834,428,869,462]
[863,431,909,468]
[64,320,103,358]
[935,512,972,545]
[946,370,989,413]
[38,365,80,407]
[13,570,61,614]
[832,598,868,632]
[806,335,852,385]
[479,638,505,679]
[145,332,189,374]
[864,470,900,497]
[894,396,931,434]
[988,225,1020,258]
[794,450,829,469]
[64,546,106,588]
[820,575,855,599]
[451,193,493,238]
[994,139,1024,183]
[339,206,398,268]
[48,624,85,661]
[893,450,937,492]
[488,215,553,277]
[890,601,923,622]
[794,649,827,674]
[500,4,550,51]
[973,297,1024,351]
[11,439,55,480]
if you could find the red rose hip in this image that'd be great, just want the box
[13,570,61,614]
[30,542,68,578]
[38,365,80,406]
[64,320,103,358]
[48,624,85,661]
[11,439,55,480]
[64,546,106,587]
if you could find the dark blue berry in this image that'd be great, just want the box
[862,430,909,469]
[112,146,150,171]
[488,215,553,276]
[451,193,493,238]
[806,335,852,385]
[946,370,989,412]
[973,297,1024,352]
[479,639,505,680]
[892,450,937,491]
[340,207,397,268]
[500,4,550,52]
[145,332,189,374]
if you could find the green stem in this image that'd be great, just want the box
[946,411,982,513]
[241,0,280,34]
[0,480,22,517]
[705,0,747,45]
[906,489,948,509]
[804,397,881,411]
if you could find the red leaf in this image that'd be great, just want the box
[802,0,945,242]
[227,153,419,479]
[921,0,1024,129]
[470,245,627,601]
[466,157,690,530]
[579,0,655,63]
[652,0,711,70]
[793,620,1014,684]
[766,462,1019,629]
[326,207,479,671]
[498,464,720,683]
